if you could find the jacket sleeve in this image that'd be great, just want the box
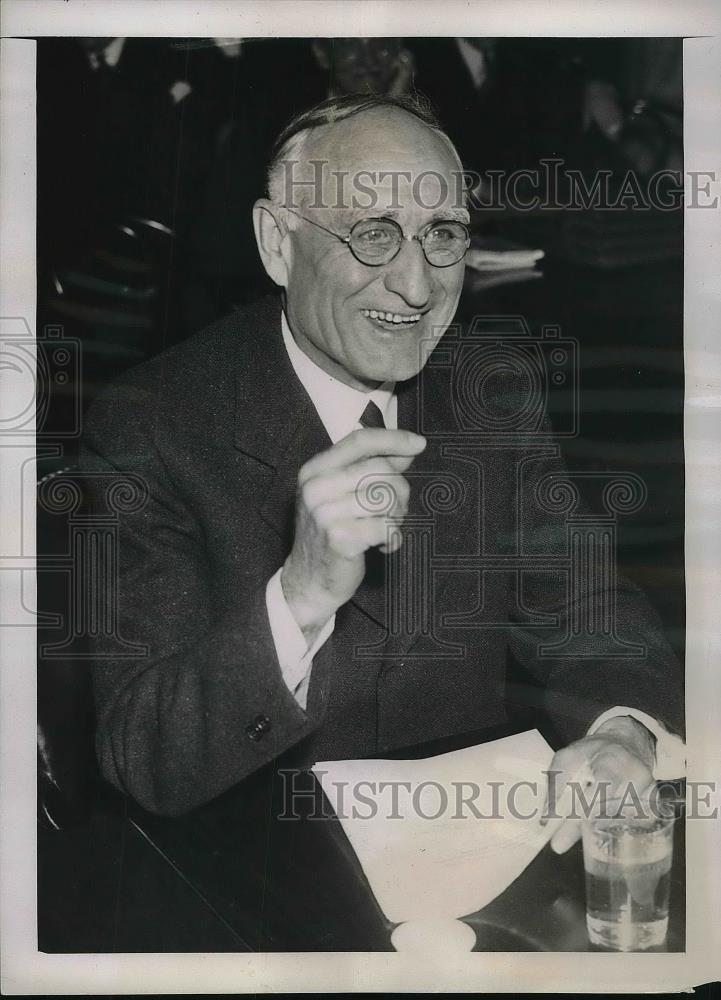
[80,380,326,816]
[504,430,684,745]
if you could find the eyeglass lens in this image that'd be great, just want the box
[349,218,469,266]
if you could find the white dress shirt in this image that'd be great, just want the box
[265,313,396,710]
[265,314,685,777]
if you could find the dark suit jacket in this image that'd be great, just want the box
[81,296,683,816]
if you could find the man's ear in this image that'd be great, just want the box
[253,199,291,288]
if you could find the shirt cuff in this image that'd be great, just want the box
[265,568,335,710]
[587,706,686,779]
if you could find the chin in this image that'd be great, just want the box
[356,354,425,386]
[346,315,450,385]
[388,357,427,383]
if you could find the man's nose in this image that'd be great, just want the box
[382,239,433,308]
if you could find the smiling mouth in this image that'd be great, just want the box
[361,308,425,330]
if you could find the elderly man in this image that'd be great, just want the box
[82,94,683,854]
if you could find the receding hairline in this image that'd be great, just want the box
[266,100,465,205]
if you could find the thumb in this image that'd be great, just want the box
[386,452,420,473]
[550,818,582,854]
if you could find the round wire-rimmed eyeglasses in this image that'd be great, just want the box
[281,205,470,268]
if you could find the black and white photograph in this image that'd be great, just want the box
[1,1,720,994]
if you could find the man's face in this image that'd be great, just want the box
[282,109,468,389]
[328,38,403,96]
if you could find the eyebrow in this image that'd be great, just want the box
[337,206,471,229]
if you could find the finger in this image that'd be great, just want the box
[333,457,409,501]
[379,533,403,555]
[299,428,426,481]
[550,818,582,854]
[590,746,654,802]
[313,490,409,526]
[326,516,395,558]
[299,458,410,517]
[380,452,422,474]
[302,460,410,512]
[316,454,418,482]
[348,461,410,517]
[540,746,589,826]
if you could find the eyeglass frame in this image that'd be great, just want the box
[280,205,471,268]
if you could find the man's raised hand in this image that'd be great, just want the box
[281,427,426,641]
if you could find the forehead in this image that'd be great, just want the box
[299,109,466,216]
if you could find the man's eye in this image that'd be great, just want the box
[357,228,393,244]
[426,226,457,244]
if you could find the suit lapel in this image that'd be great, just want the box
[232,297,329,542]
[231,300,387,630]
[232,298,306,471]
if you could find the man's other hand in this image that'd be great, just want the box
[541,715,657,854]
[281,427,426,641]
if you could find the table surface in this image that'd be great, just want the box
[130,723,685,953]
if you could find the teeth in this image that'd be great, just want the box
[362,309,422,324]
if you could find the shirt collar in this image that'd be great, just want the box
[280,312,396,444]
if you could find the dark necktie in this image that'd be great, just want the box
[359,400,389,588]
[359,400,386,430]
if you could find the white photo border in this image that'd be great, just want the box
[1,0,720,993]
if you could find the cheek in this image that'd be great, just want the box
[286,244,316,295]
[307,246,364,300]
[288,244,349,314]
[324,261,377,313]
[438,267,465,309]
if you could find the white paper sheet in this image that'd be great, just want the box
[313,729,557,924]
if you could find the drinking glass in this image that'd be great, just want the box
[582,814,675,951]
